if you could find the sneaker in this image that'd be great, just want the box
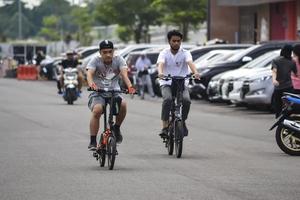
[183,122,188,137]
[113,125,123,144]
[88,142,97,151]
[58,90,63,95]
[159,127,168,138]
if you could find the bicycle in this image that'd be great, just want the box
[160,75,194,158]
[88,87,133,170]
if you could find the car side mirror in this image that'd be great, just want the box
[242,56,252,63]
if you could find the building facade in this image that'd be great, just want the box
[208,0,300,43]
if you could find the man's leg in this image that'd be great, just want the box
[160,86,172,137]
[89,104,103,150]
[58,76,63,94]
[182,87,191,136]
[77,72,84,92]
[145,74,155,97]
[114,100,127,143]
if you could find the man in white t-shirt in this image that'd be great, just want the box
[157,30,200,138]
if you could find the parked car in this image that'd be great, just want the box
[239,68,273,106]
[189,49,239,99]
[194,49,239,70]
[227,50,280,104]
[192,41,297,99]
[190,43,252,61]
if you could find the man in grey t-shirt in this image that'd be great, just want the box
[86,40,136,150]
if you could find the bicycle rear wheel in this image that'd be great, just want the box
[174,120,183,158]
[107,136,117,170]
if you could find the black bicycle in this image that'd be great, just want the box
[88,87,131,170]
[160,75,193,158]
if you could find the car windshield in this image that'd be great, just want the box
[226,45,260,62]
[240,50,280,69]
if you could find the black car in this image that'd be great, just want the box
[190,44,252,61]
[191,41,300,99]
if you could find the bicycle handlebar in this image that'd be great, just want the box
[158,74,196,81]
[87,87,138,94]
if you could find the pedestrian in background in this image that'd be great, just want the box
[291,44,300,94]
[271,44,297,118]
[135,52,155,99]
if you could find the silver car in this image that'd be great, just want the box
[225,50,280,104]
[240,68,273,106]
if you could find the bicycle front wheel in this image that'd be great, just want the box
[167,125,174,155]
[174,120,183,158]
[107,136,117,170]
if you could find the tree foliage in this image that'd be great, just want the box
[94,0,162,43]
[152,0,207,41]
[38,15,61,41]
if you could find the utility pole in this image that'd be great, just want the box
[18,0,22,39]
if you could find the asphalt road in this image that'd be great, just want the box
[1,78,300,200]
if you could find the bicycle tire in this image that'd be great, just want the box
[99,149,106,167]
[167,125,174,155]
[98,134,106,167]
[107,136,117,170]
[175,120,183,158]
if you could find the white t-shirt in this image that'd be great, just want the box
[135,56,151,72]
[156,47,193,86]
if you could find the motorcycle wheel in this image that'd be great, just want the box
[275,117,300,156]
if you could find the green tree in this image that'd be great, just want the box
[94,0,161,43]
[71,6,94,46]
[0,0,36,39]
[116,26,133,43]
[38,15,61,41]
[152,0,207,41]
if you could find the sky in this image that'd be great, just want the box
[0,0,84,9]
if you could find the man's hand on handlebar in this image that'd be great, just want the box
[158,73,164,79]
[192,73,201,80]
[89,82,98,90]
[127,86,136,94]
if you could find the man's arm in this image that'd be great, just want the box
[120,67,133,88]
[157,62,164,78]
[272,68,279,86]
[187,61,200,79]
[86,68,97,89]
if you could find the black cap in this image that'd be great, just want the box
[99,40,114,50]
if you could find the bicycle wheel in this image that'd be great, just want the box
[167,125,174,155]
[98,149,106,167]
[107,136,117,170]
[174,120,183,158]
[98,134,106,167]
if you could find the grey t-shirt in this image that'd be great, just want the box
[86,55,127,91]
[271,56,297,90]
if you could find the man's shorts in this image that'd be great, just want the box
[88,93,123,111]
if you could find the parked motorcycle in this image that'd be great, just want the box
[62,67,79,105]
[269,92,300,156]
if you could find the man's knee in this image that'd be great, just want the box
[163,97,172,105]
[92,104,103,118]
[120,100,127,111]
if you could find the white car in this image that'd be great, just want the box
[223,50,280,103]
[240,67,273,106]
